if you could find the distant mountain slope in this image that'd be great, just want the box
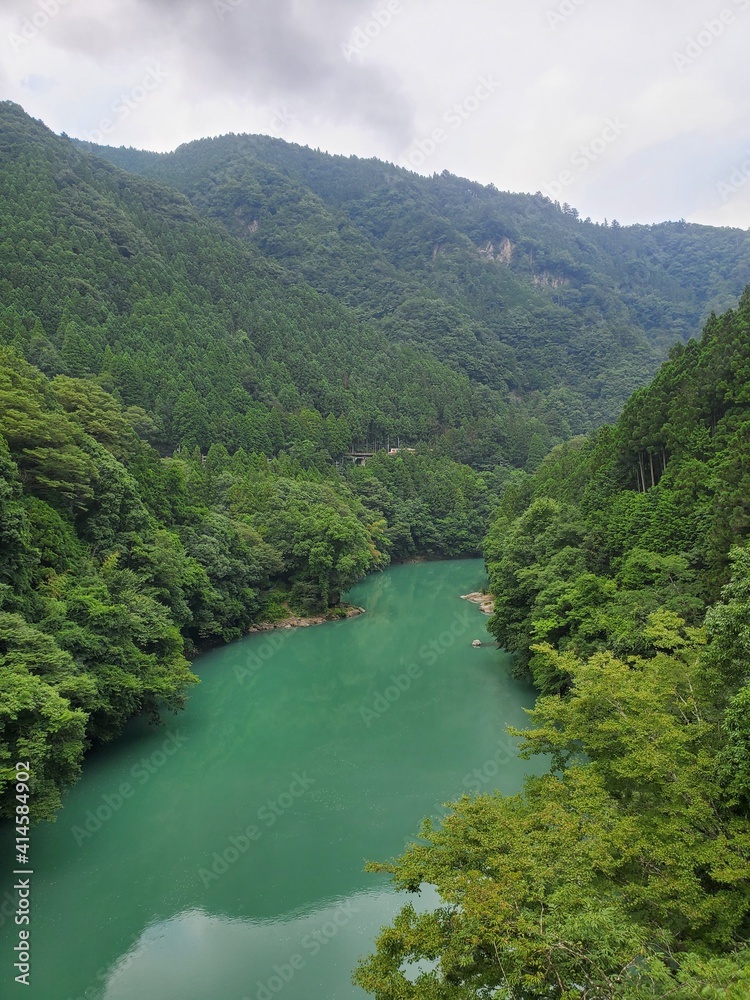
[485,286,750,690]
[355,300,750,1000]
[0,101,538,466]
[0,103,525,822]
[83,133,750,430]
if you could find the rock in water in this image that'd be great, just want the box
[461,592,496,615]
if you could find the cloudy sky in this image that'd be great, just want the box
[3,0,750,227]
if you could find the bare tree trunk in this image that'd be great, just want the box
[638,453,647,493]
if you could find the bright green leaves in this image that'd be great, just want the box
[704,547,750,694]
[485,489,709,690]
[357,779,664,997]
[0,434,35,606]
[252,479,383,611]
[50,374,139,460]
[0,613,88,821]
[718,685,750,810]
[356,642,750,998]
[363,294,750,997]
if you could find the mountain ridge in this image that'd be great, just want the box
[77,126,750,434]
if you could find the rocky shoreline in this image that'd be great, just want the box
[461,591,495,615]
[247,605,366,633]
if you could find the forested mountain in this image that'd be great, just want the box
[484,287,750,689]
[0,102,503,821]
[358,292,750,996]
[84,131,750,435]
[2,94,750,959]
[1,103,508,462]
[0,341,496,822]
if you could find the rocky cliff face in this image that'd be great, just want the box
[477,237,514,265]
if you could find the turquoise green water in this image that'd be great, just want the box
[0,560,538,1000]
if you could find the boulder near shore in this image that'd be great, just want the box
[461,592,495,615]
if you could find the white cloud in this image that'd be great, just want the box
[0,0,748,227]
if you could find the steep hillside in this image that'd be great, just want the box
[0,102,508,822]
[357,294,750,999]
[485,285,750,690]
[0,101,533,467]
[85,133,750,431]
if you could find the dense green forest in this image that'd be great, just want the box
[2,104,511,464]
[0,344,499,821]
[0,102,507,821]
[356,291,750,997]
[83,131,750,435]
[3,100,750,997]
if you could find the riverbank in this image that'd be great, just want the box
[247,604,366,633]
[15,559,533,1000]
[396,553,483,566]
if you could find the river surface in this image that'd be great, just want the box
[0,559,538,1000]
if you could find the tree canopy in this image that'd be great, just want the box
[356,292,750,997]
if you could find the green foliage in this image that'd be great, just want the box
[355,637,750,998]
[347,451,493,560]
[359,296,750,996]
[0,613,88,822]
[0,351,496,820]
[3,106,750,992]
[483,290,750,690]
[250,479,383,609]
[0,101,552,471]
[88,130,750,441]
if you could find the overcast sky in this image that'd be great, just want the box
[3,0,750,228]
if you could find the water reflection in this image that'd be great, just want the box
[1,561,536,1000]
